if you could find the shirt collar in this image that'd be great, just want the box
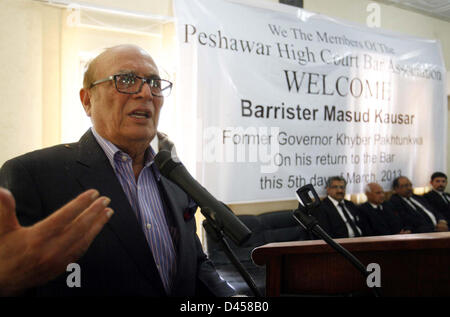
[328,195,342,207]
[90,127,161,181]
[369,202,381,210]
[401,195,412,201]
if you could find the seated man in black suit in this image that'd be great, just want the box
[359,182,410,236]
[311,176,369,239]
[423,172,450,223]
[0,44,235,296]
[389,176,448,233]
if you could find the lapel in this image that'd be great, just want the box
[364,202,379,226]
[370,203,378,212]
[405,196,430,221]
[72,130,165,293]
[327,198,362,236]
[439,191,450,205]
[395,194,415,213]
[324,197,346,225]
[157,176,195,294]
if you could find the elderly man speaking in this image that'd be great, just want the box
[0,44,234,297]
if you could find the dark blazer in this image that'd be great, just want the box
[0,130,234,296]
[423,190,450,223]
[358,201,404,236]
[389,193,444,233]
[311,197,369,239]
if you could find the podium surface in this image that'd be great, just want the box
[252,232,450,296]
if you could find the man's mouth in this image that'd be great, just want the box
[129,110,150,119]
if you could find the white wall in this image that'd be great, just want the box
[0,0,44,164]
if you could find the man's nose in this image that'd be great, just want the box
[134,81,154,99]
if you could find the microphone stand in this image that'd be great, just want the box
[293,185,381,297]
[154,138,261,295]
[202,207,263,297]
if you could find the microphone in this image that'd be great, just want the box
[293,184,381,297]
[154,150,251,246]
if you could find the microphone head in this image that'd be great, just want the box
[155,150,252,246]
[154,150,181,178]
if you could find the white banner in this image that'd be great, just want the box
[173,0,447,203]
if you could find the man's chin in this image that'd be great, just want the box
[125,128,156,143]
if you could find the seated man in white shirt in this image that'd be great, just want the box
[310,176,369,239]
[359,182,410,236]
[423,172,450,224]
[389,176,448,233]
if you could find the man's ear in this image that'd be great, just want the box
[80,88,92,117]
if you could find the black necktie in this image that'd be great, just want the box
[406,198,428,220]
[442,193,450,205]
[338,201,361,237]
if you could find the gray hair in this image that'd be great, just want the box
[326,176,347,188]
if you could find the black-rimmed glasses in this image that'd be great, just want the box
[90,73,173,97]
[329,185,346,190]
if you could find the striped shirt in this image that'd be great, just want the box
[91,128,176,293]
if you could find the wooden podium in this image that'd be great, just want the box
[252,232,450,296]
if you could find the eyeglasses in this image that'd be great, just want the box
[329,185,346,190]
[90,73,173,97]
